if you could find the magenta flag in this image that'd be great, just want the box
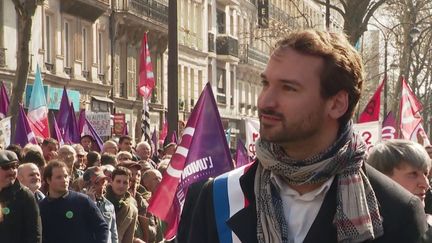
[159,116,168,145]
[57,87,70,137]
[148,83,233,239]
[63,103,80,144]
[84,117,103,152]
[50,112,64,145]
[77,109,86,136]
[138,32,155,100]
[358,78,385,123]
[0,81,9,119]
[236,138,250,168]
[14,104,37,147]
[382,111,398,140]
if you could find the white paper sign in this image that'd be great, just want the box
[0,117,12,148]
[353,121,382,152]
[84,112,111,137]
[245,118,260,158]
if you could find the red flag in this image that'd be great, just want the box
[159,117,168,144]
[399,78,423,139]
[138,32,155,100]
[147,83,232,239]
[358,78,385,123]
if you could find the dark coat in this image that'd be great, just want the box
[179,161,428,243]
[0,180,42,243]
[39,190,109,243]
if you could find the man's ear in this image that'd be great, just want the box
[327,90,349,120]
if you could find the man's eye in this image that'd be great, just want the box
[283,85,296,91]
[260,80,269,87]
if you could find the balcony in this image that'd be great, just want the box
[0,48,5,67]
[116,0,168,26]
[60,0,110,22]
[239,44,269,66]
[216,35,238,57]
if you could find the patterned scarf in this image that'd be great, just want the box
[254,124,383,243]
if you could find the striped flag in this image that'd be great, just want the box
[0,81,9,119]
[141,99,151,143]
[399,78,423,139]
[148,83,233,239]
[28,65,50,138]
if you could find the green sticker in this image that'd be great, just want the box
[65,211,73,219]
[2,207,10,215]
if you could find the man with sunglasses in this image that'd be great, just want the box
[0,150,42,243]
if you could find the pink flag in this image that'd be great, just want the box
[28,65,50,138]
[138,33,155,100]
[358,78,385,123]
[381,111,398,141]
[148,83,232,239]
[399,78,423,139]
[159,117,168,145]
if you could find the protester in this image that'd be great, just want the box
[6,144,23,162]
[180,29,428,243]
[39,160,109,243]
[117,151,133,163]
[162,143,176,159]
[22,143,43,157]
[141,169,164,243]
[21,150,47,174]
[87,151,102,168]
[81,135,94,152]
[41,138,58,162]
[103,140,119,155]
[136,141,157,168]
[119,135,139,161]
[0,150,42,243]
[83,166,119,243]
[367,139,431,206]
[102,153,118,167]
[73,144,88,170]
[17,163,45,201]
[105,166,139,243]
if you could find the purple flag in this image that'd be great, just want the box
[382,111,398,140]
[63,103,80,144]
[151,127,158,158]
[56,87,70,136]
[50,112,64,145]
[148,83,233,238]
[77,109,86,136]
[236,138,250,167]
[0,81,9,119]
[84,117,103,152]
[171,130,178,144]
[14,104,37,147]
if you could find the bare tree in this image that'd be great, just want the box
[314,0,388,45]
[8,0,38,140]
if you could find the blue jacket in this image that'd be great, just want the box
[39,190,109,243]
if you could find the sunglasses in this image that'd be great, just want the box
[1,163,18,170]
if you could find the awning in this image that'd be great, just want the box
[91,95,114,104]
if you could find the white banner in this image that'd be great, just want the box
[245,118,260,158]
[84,112,111,137]
[353,121,382,152]
[0,117,12,148]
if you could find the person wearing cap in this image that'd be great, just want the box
[0,150,42,243]
[72,144,88,171]
[39,160,109,243]
[105,166,139,243]
[83,166,119,243]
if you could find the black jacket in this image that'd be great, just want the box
[179,161,428,243]
[0,180,42,243]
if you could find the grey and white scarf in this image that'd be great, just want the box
[254,125,383,243]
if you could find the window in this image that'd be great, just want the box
[217,9,225,34]
[98,32,104,74]
[198,70,203,93]
[45,15,52,63]
[82,28,88,71]
[64,21,70,67]
[217,67,226,94]
[230,69,235,106]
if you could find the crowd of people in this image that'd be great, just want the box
[2,28,432,243]
[0,134,175,243]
